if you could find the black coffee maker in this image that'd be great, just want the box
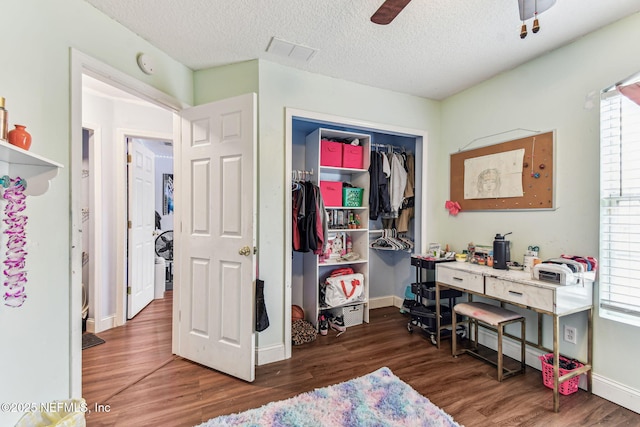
[493,232,512,270]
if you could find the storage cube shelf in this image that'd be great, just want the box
[320,140,343,167]
[342,144,363,169]
[303,128,371,330]
[319,180,343,207]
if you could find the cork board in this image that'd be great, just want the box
[450,131,554,211]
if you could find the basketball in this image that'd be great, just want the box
[292,305,305,321]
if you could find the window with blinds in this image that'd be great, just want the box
[600,81,640,327]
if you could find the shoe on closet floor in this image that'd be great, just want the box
[329,315,346,337]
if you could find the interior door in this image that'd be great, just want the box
[127,139,156,319]
[176,93,257,382]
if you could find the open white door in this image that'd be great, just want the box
[176,93,257,382]
[127,139,156,319]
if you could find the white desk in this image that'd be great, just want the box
[435,262,594,412]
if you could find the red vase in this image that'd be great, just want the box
[7,124,31,150]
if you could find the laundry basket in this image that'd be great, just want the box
[342,187,364,207]
[539,353,583,395]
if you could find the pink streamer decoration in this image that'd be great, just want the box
[3,177,28,308]
[445,200,461,216]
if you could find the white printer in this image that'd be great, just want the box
[533,258,586,285]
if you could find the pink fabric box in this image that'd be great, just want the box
[320,181,343,207]
[320,140,343,167]
[342,144,363,169]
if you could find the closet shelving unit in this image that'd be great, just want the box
[302,128,371,328]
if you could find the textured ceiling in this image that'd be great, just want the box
[84,0,640,100]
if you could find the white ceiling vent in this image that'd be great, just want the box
[266,37,317,63]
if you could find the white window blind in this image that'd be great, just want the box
[600,85,640,326]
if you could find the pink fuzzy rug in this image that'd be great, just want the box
[196,367,462,426]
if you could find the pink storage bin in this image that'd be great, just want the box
[342,144,363,169]
[320,140,343,167]
[320,181,343,207]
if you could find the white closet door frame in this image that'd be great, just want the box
[284,108,428,360]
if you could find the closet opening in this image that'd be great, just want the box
[285,109,428,358]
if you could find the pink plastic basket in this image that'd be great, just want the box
[539,353,583,395]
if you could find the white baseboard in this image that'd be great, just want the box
[477,328,640,414]
[477,327,545,369]
[256,343,285,366]
[592,373,640,414]
[93,314,116,333]
[478,328,593,391]
[369,296,398,309]
[86,316,117,334]
[86,318,96,333]
[372,299,640,414]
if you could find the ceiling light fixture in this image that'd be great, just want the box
[520,21,528,39]
[518,0,555,39]
[532,0,541,34]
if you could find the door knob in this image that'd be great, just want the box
[239,246,251,256]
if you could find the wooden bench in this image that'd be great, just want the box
[452,301,526,381]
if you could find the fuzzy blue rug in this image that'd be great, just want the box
[196,367,462,426]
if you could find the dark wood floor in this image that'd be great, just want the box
[82,292,639,427]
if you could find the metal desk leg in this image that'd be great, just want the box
[537,313,543,347]
[553,314,560,412]
[435,282,441,349]
[588,307,593,394]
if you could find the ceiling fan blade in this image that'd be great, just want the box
[371,0,412,25]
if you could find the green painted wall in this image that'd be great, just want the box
[0,1,192,425]
[2,1,639,423]
[440,12,640,397]
[194,60,259,104]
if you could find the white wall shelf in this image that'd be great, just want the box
[0,140,63,196]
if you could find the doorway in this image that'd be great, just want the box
[81,75,175,331]
[72,50,259,394]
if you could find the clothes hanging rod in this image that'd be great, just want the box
[371,143,402,148]
[370,143,411,153]
[292,168,314,181]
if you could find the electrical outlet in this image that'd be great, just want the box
[564,325,577,344]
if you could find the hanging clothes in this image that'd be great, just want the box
[396,153,415,233]
[301,181,318,252]
[369,151,391,220]
[292,180,327,253]
[313,183,328,255]
[388,152,408,217]
[292,182,304,251]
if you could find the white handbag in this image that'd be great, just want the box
[324,273,364,307]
